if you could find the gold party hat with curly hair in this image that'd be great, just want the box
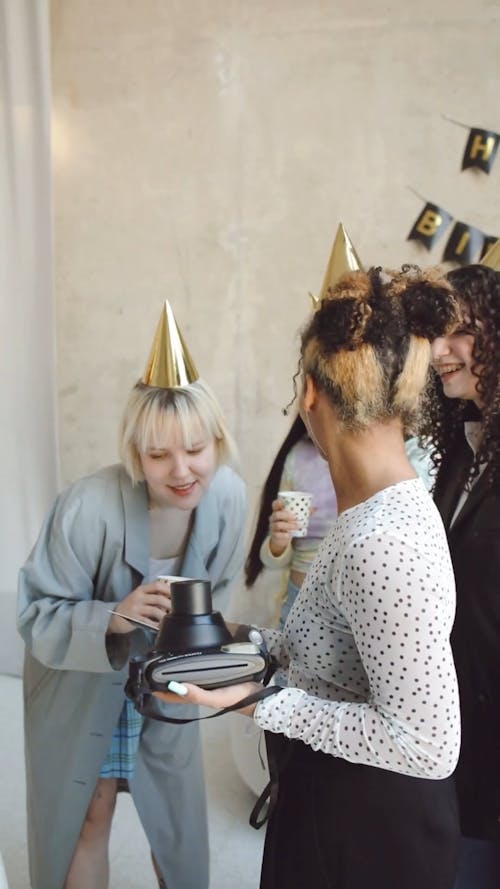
[481,239,500,271]
[142,300,199,388]
[310,223,364,308]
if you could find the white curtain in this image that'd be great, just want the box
[0,0,58,675]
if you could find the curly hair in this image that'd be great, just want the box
[300,266,458,434]
[419,264,500,486]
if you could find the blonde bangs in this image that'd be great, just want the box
[119,379,238,483]
[133,396,209,454]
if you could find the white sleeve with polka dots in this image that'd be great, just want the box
[254,531,461,779]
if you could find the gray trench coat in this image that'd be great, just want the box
[17,463,247,889]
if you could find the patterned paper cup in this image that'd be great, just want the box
[278,490,313,538]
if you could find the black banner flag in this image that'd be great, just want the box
[442,222,485,265]
[480,235,500,260]
[407,202,453,251]
[462,128,500,173]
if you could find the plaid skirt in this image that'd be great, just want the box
[100,698,143,779]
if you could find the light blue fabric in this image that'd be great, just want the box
[405,436,435,491]
[100,698,143,779]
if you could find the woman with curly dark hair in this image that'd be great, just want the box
[425,263,500,889]
[158,266,462,889]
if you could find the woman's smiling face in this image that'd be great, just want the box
[431,322,481,405]
[139,418,217,509]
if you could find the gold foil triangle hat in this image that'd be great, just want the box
[310,223,364,308]
[481,239,500,271]
[142,300,199,388]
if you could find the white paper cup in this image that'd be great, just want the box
[278,490,313,537]
[157,575,192,584]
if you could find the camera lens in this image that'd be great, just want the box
[170,579,212,615]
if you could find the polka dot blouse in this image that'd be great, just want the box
[254,478,461,779]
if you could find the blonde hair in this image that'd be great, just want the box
[119,379,238,483]
[302,339,388,429]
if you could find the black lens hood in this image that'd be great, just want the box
[155,610,232,654]
[154,578,232,653]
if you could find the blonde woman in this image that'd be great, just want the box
[17,306,247,889]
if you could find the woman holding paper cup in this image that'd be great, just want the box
[17,302,247,889]
[246,415,433,630]
[157,267,462,889]
[245,414,337,628]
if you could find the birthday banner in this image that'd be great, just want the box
[407,200,498,265]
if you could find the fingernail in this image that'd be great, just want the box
[167,680,188,696]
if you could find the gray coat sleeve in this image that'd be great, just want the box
[207,468,248,610]
[17,478,119,673]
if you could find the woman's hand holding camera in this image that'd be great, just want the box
[107,580,172,634]
[268,499,299,556]
[154,680,262,717]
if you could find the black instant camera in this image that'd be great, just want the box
[125,579,270,702]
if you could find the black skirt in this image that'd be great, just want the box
[260,734,460,889]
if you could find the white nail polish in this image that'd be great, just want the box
[249,628,263,646]
[167,680,188,696]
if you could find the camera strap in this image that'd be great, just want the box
[133,683,288,831]
[133,682,284,725]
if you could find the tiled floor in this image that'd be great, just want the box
[0,674,267,889]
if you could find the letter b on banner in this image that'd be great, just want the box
[407,202,453,251]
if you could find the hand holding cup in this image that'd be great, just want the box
[269,491,313,556]
[107,579,173,634]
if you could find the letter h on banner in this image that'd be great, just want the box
[462,128,500,173]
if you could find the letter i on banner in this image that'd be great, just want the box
[462,128,500,173]
[442,222,485,265]
[407,202,453,251]
[481,238,500,269]
[480,236,500,261]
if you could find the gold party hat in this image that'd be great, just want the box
[142,300,199,388]
[481,239,500,271]
[315,223,364,304]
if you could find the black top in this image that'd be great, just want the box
[434,433,500,841]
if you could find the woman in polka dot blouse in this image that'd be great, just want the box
[158,266,462,889]
[426,264,500,889]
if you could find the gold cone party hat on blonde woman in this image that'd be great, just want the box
[481,239,500,271]
[142,300,199,388]
[309,223,364,308]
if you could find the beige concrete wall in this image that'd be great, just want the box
[50,0,500,563]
